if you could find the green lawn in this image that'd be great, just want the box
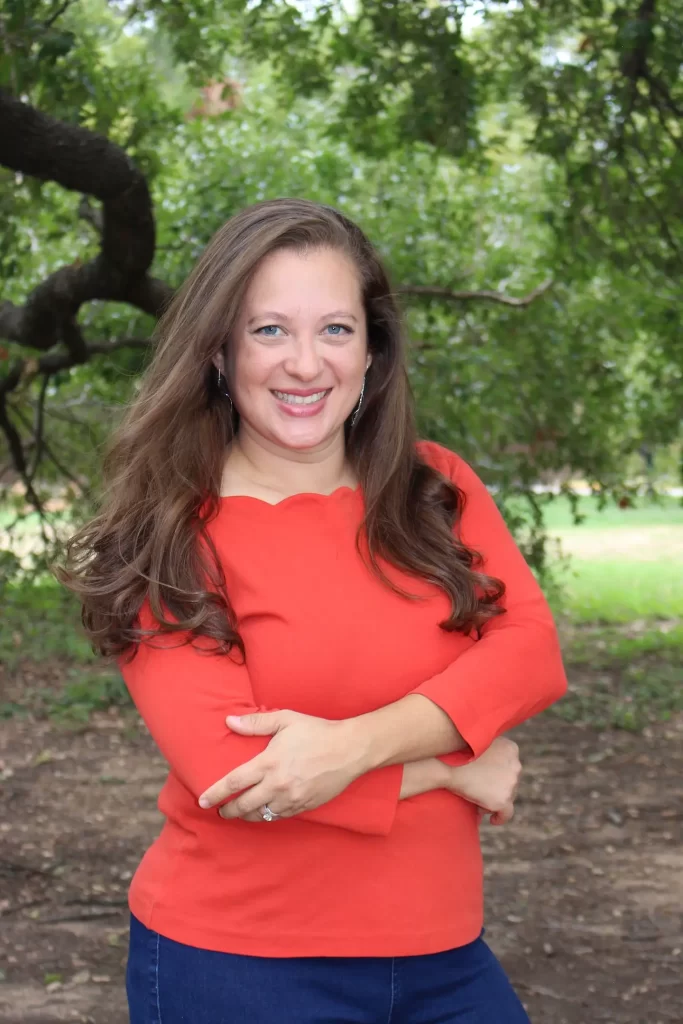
[531,492,683,530]
[556,558,683,623]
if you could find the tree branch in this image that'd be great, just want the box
[43,1,76,32]
[396,278,553,307]
[28,373,50,483]
[0,89,174,351]
[619,0,657,84]
[0,394,46,514]
[0,338,152,401]
[9,402,94,502]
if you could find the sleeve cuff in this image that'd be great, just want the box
[296,763,404,836]
[409,683,510,760]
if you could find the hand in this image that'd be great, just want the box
[198,711,366,821]
[448,737,521,826]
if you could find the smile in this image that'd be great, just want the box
[271,389,331,406]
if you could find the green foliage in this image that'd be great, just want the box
[1,574,131,722]
[0,575,96,668]
[41,668,132,724]
[1,0,179,175]
[558,623,683,730]
[1,0,681,591]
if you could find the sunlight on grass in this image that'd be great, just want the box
[555,559,683,622]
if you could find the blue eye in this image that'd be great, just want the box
[254,324,352,338]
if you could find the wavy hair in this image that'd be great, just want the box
[53,198,504,662]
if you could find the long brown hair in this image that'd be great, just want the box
[53,198,504,662]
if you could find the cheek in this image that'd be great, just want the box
[332,350,367,384]
[233,348,276,392]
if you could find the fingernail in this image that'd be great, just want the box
[226,715,241,725]
[198,797,211,809]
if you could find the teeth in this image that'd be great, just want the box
[273,390,329,405]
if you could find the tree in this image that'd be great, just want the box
[1,0,680,583]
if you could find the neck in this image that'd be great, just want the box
[228,426,354,498]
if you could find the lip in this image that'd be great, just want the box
[271,387,332,418]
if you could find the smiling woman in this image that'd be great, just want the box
[214,246,372,487]
[53,197,566,1024]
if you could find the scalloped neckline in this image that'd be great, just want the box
[218,484,361,509]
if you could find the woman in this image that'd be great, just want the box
[56,197,567,1023]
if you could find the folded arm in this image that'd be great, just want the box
[122,447,565,834]
[117,597,405,837]
[350,446,568,774]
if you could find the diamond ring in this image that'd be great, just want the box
[260,805,280,822]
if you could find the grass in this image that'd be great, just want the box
[0,578,131,724]
[556,559,683,623]
[0,671,131,725]
[520,494,683,623]
[557,621,683,731]
[509,492,683,530]
[0,577,96,668]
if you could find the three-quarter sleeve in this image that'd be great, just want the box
[119,597,402,836]
[411,443,568,758]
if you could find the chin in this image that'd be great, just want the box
[269,420,339,452]
[274,429,330,452]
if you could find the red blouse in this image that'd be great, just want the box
[118,441,567,956]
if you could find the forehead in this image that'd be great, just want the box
[243,247,363,313]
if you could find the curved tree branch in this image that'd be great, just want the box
[0,88,555,518]
[0,89,172,507]
[0,89,173,351]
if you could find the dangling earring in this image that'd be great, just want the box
[351,374,366,427]
[216,369,233,412]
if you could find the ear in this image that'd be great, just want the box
[366,352,372,370]
[212,350,226,375]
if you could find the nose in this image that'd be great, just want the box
[282,336,324,382]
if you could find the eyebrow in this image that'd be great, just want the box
[247,310,358,325]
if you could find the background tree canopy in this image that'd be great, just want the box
[1,0,681,581]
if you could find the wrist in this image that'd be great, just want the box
[400,758,452,799]
[431,758,453,790]
[343,711,391,776]
[336,717,380,780]
[446,762,474,798]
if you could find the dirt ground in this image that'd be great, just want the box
[1,666,682,1024]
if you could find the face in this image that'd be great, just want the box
[216,246,371,453]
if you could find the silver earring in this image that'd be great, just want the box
[216,369,233,411]
[351,374,366,426]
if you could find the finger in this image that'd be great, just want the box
[219,781,281,819]
[198,760,266,808]
[226,711,289,736]
[491,802,515,826]
[219,807,264,823]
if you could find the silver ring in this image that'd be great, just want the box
[260,805,280,822]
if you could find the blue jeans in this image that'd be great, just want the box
[126,913,531,1023]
